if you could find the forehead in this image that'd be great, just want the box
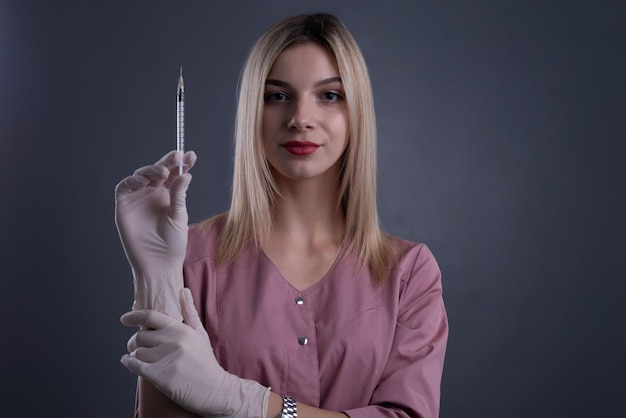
[267,42,340,82]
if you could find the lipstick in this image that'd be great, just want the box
[281,141,320,156]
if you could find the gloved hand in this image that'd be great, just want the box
[121,288,271,418]
[115,150,197,320]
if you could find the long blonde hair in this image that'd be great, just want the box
[203,13,395,280]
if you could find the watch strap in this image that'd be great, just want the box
[281,395,297,418]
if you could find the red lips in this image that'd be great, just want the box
[281,141,320,156]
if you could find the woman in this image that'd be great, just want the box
[115,13,448,418]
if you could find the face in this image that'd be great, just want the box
[262,42,349,184]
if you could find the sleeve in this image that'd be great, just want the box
[343,244,449,418]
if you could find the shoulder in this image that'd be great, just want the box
[186,216,225,265]
[386,234,441,288]
[383,235,447,336]
[387,235,438,269]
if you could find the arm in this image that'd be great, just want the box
[136,375,345,418]
[266,393,347,418]
[137,377,201,418]
[123,290,352,418]
[344,244,448,418]
[115,151,200,417]
[121,289,270,418]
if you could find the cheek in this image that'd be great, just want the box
[262,109,282,139]
[328,112,349,143]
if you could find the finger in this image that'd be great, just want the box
[120,310,179,330]
[152,150,182,187]
[121,347,176,386]
[169,173,192,221]
[127,329,161,353]
[132,345,173,364]
[163,150,197,189]
[114,175,150,196]
[154,150,180,167]
[159,150,196,172]
[180,288,202,330]
[182,151,197,173]
[133,164,170,187]
[120,353,146,376]
[127,332,138,353]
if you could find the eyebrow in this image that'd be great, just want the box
[265,76,342,88]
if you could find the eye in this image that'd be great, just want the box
[264,92,289,102]
[319,91,344,102]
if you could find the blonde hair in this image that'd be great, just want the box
[203,13,395,280]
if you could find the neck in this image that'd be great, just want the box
[268,171,345,248]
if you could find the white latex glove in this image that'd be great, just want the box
[121,288,271,418]
[114,150,197,320]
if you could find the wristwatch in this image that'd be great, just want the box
[281,395,297,418]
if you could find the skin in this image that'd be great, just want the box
[260,42,350,293]
[262,42,349,184]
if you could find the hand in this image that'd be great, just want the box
[115,150,196,319]
[121,289,270,418]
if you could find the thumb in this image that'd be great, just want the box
[180,288,202,330]
[169,173,192,220]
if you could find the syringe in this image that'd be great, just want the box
[177,66,185,175]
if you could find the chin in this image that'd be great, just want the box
[274,165,340,183]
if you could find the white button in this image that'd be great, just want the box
[298,337,308,345]
[295,296,304,305]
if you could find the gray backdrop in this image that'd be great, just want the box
[1,0,624,416]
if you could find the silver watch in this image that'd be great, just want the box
[281,395,297,418]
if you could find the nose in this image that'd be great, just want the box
[288,97,316,131]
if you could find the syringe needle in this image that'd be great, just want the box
[177,66,185,175]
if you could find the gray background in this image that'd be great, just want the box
[1,0,624,416]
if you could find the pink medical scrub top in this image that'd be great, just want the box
[184,221,448,418]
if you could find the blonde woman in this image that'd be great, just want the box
[115,13,448,418]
